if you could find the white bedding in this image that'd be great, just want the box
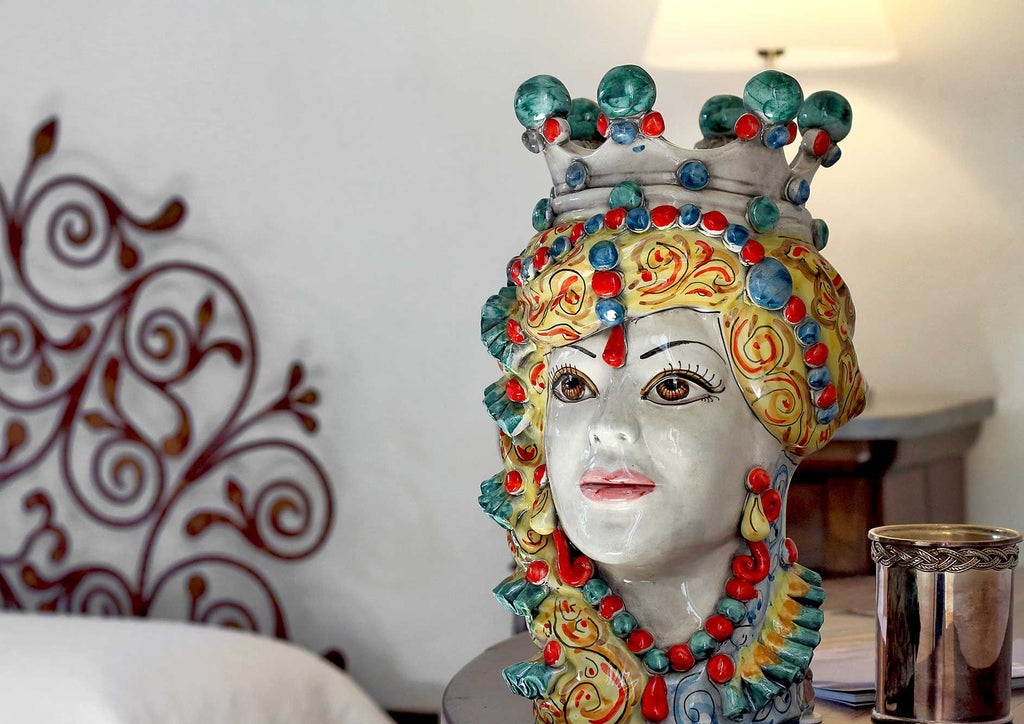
[0,612,392,724]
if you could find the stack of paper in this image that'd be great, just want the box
[811,640,1024,708]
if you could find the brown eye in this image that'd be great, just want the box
[654,376,689,402]
[551,367,597,403]
[641,370,722,406]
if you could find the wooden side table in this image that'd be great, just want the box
[788,394,994,575]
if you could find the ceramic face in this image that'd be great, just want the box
[545,307,783,574]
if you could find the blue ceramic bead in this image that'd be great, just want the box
[812,219,829,251]
[595,298,625,326]
[796,319,821,345]
[786,177,810,205]
[551,235,570,258]
[597,65,657,119]
[817,402,840,424]
[677,160,710,190]
[808,366,832,390]
[521,129,544,154]
[584,214,605,235]
[565,160,589,191]
[764,124,791,149]
[521,255,535,283]
[822,146,842,168]
[532,198,552,231]
[609,181,644,210]
[514,75,572,129]
[724,224,750,250]
[626,207,651,232]
[609,121,638,145]
[589,240,619,271]
[746,258,793,311]
[678,204,701,228]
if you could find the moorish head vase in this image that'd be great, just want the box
[479,65,866,723]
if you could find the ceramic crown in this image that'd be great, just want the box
[516,65,851,247]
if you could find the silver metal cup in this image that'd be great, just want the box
[869,524,1021,723]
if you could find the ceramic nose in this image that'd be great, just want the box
[588,402,639,446]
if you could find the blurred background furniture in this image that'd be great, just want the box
[787,394,994,575]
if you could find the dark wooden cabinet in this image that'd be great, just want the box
[787,396,993,576]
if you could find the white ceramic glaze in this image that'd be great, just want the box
[546,308,787,645]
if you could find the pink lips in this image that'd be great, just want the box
[580,469,656,502]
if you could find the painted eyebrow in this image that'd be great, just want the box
[639,340,728,363]
[565,343,597,358]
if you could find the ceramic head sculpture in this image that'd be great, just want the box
[479,65,866,723]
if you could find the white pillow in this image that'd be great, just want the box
[0,612,392,724]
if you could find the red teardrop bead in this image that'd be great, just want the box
[786,121,798,145]
[596,113,609,138]
[570,222,586,243]
[602,324,626,369]
[641,675,669,721]
[533,464,547,485]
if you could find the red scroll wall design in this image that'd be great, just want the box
[0,118,334,640]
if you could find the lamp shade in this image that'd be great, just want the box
[644,0,897,71]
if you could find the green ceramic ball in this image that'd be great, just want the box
[699,94,745,137]
[514,75,571,129]
[798,90,853,142]
[597,65,657,119]
[743,70,804,123]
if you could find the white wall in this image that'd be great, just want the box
[0,0,1020,712]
